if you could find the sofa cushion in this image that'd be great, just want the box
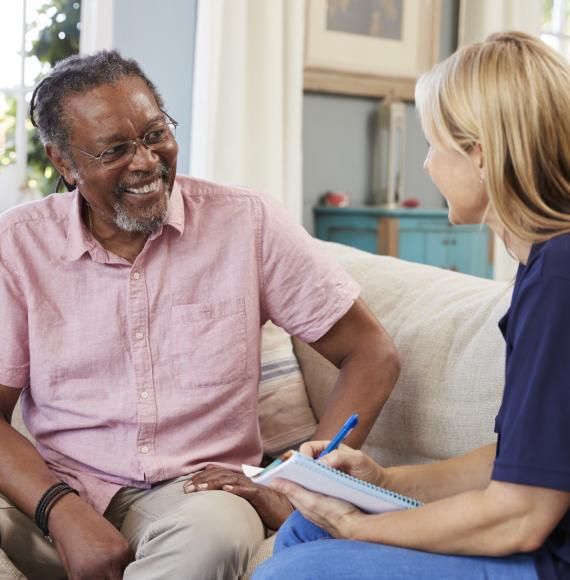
[294,241,512,467]
[0,549,26,579]
[259,322,316,455]
[10,399,31,443]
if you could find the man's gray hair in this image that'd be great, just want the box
[30,50,165,155]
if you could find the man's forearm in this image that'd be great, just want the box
[0,418,62,518]
[312,341,400,448]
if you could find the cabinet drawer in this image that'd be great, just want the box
[315,215,379,254]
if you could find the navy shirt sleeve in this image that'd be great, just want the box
[493,261,570,491]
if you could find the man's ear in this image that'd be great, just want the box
[45,144,77,188]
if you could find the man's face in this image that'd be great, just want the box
[59,76,178,234]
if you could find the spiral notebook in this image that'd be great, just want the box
[242,451,422,514]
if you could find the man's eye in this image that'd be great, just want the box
[145,128,166,144]
[101,143,130,160]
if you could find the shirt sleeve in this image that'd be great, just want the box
[257,195,360,343]
[0,241,29,388]
[492,273,570,492]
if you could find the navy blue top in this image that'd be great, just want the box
[493,234,570,580]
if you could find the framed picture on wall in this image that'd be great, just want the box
[304,0,442,100]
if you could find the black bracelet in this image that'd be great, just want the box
[35,482,79,540]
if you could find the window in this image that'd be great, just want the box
[541,0,570,58]
[0,0,80,209]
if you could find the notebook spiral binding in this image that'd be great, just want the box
[298,454,422,508]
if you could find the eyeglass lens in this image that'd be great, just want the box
[100,122,177,167]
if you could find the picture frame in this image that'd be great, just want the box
[304,0,442,101]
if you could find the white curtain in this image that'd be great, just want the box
[458,0,541,282]
[79,0,114,55]
[459,0,541,46]
[190,0,305,221]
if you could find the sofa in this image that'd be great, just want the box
[2,241,512,579]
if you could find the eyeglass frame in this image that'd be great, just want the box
[68,109,178,170]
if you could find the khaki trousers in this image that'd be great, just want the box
[0,476,264,580]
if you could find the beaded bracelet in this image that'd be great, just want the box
[35,482,79,541]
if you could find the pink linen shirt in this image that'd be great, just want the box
[0,175,360,514]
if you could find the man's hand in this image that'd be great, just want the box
[184,465,294,530]
[49,493,133,580]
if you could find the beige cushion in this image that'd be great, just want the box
[241,536,275,579]
[295,241,512,466]
[10,399,31,443]
[258,322,316,455]
[0,549,26,579]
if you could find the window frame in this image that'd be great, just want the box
[0,0,29,186]
[541,0,570,56]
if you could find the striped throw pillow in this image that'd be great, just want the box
[258,322,317,455]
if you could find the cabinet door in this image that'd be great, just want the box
[315,215,379,254]
[425,232,458,270]
[425,231,491,276]
[454,231,493,278]
[398,230,427,263]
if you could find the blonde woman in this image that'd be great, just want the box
[253,32,570,580]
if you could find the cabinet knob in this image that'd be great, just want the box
[442,239,449,246]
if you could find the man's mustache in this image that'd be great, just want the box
[116,163,170,194]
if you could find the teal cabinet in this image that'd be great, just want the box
[314,207,493,279]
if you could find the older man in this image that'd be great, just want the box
[0,51,399,580]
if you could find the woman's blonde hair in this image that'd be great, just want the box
[415,31,570,243]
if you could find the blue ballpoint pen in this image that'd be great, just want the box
[317,413,359,459]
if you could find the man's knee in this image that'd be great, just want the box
[124,490,264,579]
[163,491,263,560]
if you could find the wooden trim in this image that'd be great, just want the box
[304,68,416,101]
[303,0,442,100]
[378,217,399,256]
[488,230,495,265]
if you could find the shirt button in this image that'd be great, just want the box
[140,446,149,454]
[135,331,144,340]
[132,272,141,280]
[140,391,149,399]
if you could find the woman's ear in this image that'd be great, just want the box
[45,144,77,188]
[473,142,484,171]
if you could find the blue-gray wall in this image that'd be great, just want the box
[112,0,197,174]
[303,0,460,232]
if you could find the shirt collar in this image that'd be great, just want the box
[163,178,185,238]
[63,190,97,262]
[63,179,185,262]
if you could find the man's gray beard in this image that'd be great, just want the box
[113,189,169,234]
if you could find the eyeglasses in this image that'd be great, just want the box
[69,112,178,170]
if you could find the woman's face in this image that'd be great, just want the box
[423,142,488,225]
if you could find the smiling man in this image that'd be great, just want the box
[0,51,399,580]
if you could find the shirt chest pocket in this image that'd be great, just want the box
[170,298,247,387]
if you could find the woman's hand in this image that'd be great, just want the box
[270,478,366,538]
[184,465,294,530]
[299,441,385,486]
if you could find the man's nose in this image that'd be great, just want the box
[128,141,160,171]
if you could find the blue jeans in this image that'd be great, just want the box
[253,511,539,580]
